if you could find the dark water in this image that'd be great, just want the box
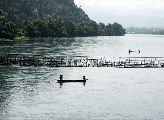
[0,34,164,120]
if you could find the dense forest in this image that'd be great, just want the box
[0,0,126,39]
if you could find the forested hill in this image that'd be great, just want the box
[0,0,90,23]
[0,0,126,39]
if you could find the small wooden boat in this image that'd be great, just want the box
[57,75,88,83]
[57,79,87,83]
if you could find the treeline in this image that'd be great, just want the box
[0,9,17,39]
[0,9,125,39]
[126,27,164,35]
[25,20,125,37]
[159,30,164,35]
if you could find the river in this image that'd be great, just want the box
[0,34,164,120]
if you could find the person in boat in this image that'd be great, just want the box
[59,74,63,80]
[83,76,86,80]
[129,49,134,54]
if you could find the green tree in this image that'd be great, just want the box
[98,22,106,36]
[105,23,114,36]
[112,22,126,36]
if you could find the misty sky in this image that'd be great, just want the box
[74,0,164,27]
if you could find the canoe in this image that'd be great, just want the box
[57,79,87,83]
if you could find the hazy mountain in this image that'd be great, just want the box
[88,12,164,28]
[111,15,164,28]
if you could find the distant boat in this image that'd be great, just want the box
[129,49,141,54]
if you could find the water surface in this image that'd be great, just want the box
[0,34,164,120]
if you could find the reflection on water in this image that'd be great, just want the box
[1,34,164,57]
[0,34,164,120]
[58,81,86,88]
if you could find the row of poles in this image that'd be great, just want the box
[0,54,164,68]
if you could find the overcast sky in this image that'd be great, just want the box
[74,0,164,27]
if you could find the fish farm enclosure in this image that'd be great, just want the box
[0,54,164,68]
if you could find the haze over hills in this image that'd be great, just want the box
[76,9,164,28]
[74,0,164,28]
[90,14,164,28]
